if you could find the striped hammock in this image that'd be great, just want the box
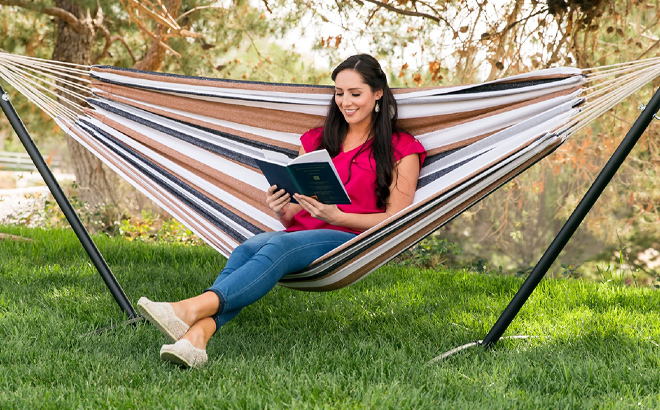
[1,51,659,291]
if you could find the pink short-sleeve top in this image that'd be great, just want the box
[285,127,427,234]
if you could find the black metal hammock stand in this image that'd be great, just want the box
[1,52,659,358]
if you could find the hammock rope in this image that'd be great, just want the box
[1,50,658,292]
[0,62,84,121]
[565,65,660,136]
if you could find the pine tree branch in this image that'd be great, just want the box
[0,0,84,33]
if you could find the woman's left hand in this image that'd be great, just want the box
[294,194,343,225]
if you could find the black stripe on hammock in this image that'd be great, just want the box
[422,149,458,167]
[88,98,297,168]
[417,151,489,189]
[76,119,265,241]
[445,76,578,95]
[166,117,298,159]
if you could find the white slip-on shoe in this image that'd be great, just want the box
[137,297,190,342]
[160,339,208,368]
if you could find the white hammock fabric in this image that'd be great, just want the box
[1,51,659,291]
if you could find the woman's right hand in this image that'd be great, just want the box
[266,185,291,217]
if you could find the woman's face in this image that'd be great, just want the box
[334,69,383,131]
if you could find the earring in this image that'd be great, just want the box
[374,102,380,113]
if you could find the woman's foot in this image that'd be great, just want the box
[160,339,208,368]
[137,297,191,342]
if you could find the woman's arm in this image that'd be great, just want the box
[265,146,306,227]
[294,153,421,232]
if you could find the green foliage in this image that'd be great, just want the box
[118,211,202,245]
[516,266,534,278]
[595,243,644,288]
[560,262,583,279]
[394,233,463,269]
[1,183,202,245]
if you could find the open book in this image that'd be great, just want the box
[254,149,351,205]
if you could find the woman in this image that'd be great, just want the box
[137,54,427,368]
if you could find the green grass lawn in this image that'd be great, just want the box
[2,225,660,409]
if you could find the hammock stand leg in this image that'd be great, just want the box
[0,84,138,321]
[478,86,660,350]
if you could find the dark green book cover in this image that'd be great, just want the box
[255,149,351,205]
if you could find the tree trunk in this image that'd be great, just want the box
[52,0,118,207]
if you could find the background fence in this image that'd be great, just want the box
[0,151,60,171]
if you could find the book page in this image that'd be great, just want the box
[289,149,333,165]
[262,150,294,165]
[290,150,346,196]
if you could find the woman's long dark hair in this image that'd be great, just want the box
[318,54,399,209]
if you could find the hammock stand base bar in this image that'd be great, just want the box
[81,316,146,337]
[477,85,660,350]
[0,84,138,321]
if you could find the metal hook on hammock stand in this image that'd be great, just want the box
[638,102,660,120]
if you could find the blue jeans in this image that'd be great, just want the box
[204,229,357,332]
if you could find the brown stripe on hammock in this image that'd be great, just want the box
[92,88,301,152]
[423,132,498,157]
[91,66,335,95]
[92,81,324,136]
